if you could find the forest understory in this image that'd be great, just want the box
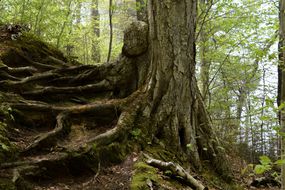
[0,25,281,190]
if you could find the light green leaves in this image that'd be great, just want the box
[253,156,272,174]
[254,164,270,175]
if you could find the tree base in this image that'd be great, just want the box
[0,25,232,189]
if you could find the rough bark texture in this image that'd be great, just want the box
[146,0,229,175]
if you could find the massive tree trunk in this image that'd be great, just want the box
[0,0,229,189]
[146,0,228,174]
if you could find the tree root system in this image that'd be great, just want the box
[0,27,145,189]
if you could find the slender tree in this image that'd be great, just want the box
[107,0,113,62]
[91,0,100,62]
[279,0,285,188]
[56,0,72,48]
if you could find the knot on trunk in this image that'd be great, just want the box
[122,21,148,57]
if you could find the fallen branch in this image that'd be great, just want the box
[144,154,208,190]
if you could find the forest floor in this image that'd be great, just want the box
[0,26,281,190]
[33,153,137,190]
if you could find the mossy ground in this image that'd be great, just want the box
[202,170,245,190]
[9,33,66,61]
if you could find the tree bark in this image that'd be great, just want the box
[107,0,113,63]
[91,0,100,63]
[198,0,211,105]
[146,0,228,173]
[279,0,285,189]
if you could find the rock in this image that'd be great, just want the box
[122,21,148,57]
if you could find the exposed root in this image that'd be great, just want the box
[23,79,112,96]
[22,112,70,153]
[0,25,146,189]
[0,152,69,169]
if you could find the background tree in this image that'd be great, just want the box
[279,0,285,188]
[91,0,100,62]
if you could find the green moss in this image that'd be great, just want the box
[131,160,190,190]
[97,142,129,165]
[0,104,17,163]
[11,33,66,61]
[145,145,187,165]
[131,161,159,190]
[203,171,245,190]
[0,32,66,68]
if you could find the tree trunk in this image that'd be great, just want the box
[146,0,228,173]
[56,0,72,48]
[107,0,113,63]
[198,0,211,105]
[279,0,285,189]
[33,0,46,36]
[91,0,100,63]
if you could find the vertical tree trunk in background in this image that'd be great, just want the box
[56,0,72,48]
[147,0,228,175]
[76,2,81,24]
[279,0,285,189]
[236,87,246,143]
[107,0,113,63]
[20,0,27,23]
[84,32,89,64]
[91,0,100,63]
[259,68,267,154]
[34,0,46,36]
[136,0,147,22]
[199,0,211,105]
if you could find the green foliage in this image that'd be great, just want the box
[186,143,194,151]
[0,103,17,163]
[0,0,136,64]
[131,128,142,140]
[251,156,284,176]
[196,0,278,163]
[274,159,285,166]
